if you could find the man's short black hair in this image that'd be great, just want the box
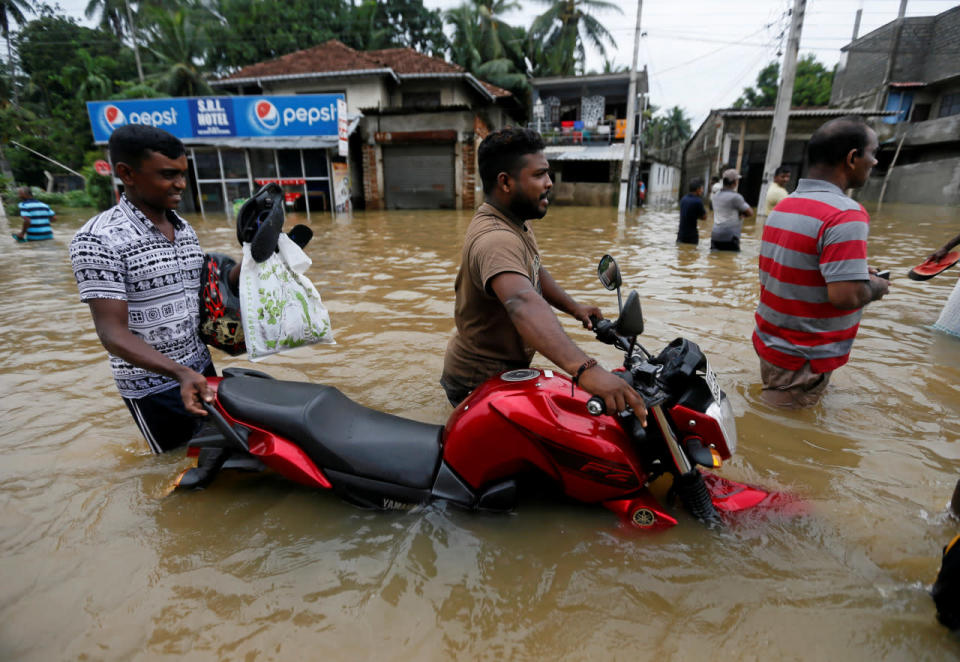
[478,127,546,193]
[688,177,704,192]
[109,124,186,169]
[807,116,872,167]
[774,165,791,176]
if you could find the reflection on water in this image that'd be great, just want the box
[1,201,959,659]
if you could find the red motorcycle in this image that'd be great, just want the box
[175,255,797,530]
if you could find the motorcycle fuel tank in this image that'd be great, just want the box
[443,369,648,503]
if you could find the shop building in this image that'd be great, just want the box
[529,72,668,207]
[87,94,350,219]
[211,40,520,211]
[830,4,960,205]
[683,108,893,207]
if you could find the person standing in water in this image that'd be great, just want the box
[752,116,889,408]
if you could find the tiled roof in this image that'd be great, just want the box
[367,47,463,75]
[216,41,512,99]
[220,40,386,81]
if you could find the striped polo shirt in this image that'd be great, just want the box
[18,198,55,240]
[752,178,870,373]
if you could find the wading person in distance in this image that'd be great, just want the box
[752,116,889,408]
[440,127,646,419]
[677,177,707,245]
[710,168,753,251]
[763,165,792,216]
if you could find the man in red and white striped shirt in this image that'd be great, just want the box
[752,117,889,408]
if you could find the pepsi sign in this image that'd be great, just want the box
[233,96,339,136]
[87,99,192,142]
[87,94,343,143]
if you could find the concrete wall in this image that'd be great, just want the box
[648,162,680,205]
[925,6,960,83]
[551,182,617,206]
[831,8,960,108]
[858,157,960,205]
[265,76,388,115]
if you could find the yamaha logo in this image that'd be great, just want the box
[632,508,656,527]
[254,99,280,131]
[104,104,126,130]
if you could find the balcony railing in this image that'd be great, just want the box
[527,119,628,146]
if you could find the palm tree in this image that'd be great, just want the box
[54,50,115,102]
[530,0,620,76]
[84,0,127,36]
[143,7,213,97]
[1,0,32,102]
[446,0,529,94]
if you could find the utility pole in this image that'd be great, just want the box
[618,0,644,212]
[756,0,806,222]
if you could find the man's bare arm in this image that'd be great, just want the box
[539,267,601,330]
[826,275,889,310]
[490,272,646,417]
[87,298,212,415]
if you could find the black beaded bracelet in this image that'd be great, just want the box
[572,358,598,385]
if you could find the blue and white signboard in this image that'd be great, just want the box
[87,94,344,143]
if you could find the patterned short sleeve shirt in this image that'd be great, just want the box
[70,195,212,398]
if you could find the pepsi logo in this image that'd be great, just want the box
[254,100,279,130]
[104,105,126,129]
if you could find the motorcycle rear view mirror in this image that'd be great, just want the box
[597,254,623,312]
[615,290,644,337]
[598,254,622,290]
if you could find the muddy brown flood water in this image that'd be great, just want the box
[1,200,959,660]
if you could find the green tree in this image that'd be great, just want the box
[353,0,447,57]
[446,0,529,95]
[204,0,350,73]
[10,7,137,185]
[644,105,692,152]
[529,0,620,76]
[84,0,126,36]
[733,54,834,109]
[0,0,32,105]
[142,6,214,96]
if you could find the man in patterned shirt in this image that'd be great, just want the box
[752,117,889,408]
[70,125,239,452]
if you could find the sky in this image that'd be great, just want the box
[52,0,960,129]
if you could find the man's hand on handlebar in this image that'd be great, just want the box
[571,303,602,330]
[177,367,214,416]
[578,366,647,424]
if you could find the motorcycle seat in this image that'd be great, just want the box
[217,376,443,489]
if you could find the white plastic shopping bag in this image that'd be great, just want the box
[239,233,334,361]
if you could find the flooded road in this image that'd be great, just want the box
[1,200,959,660]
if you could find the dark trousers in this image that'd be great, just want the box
[122,363,217,453]
[711,236,740,251]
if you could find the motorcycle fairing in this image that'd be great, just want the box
[445,371,646,504]
[216,376,443,489]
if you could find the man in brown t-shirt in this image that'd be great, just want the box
[441,128,646,419]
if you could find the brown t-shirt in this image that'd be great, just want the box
[443,203,541,389]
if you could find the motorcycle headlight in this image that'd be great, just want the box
[705,394,737,456]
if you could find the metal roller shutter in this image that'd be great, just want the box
[382,144,455,209]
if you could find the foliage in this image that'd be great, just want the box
[733,54,834,109]
[142,6,214,96]
[644,105,693,153]
[3,186,95,216]
[346,0,447,57]
[203,0,349,73]
[529,0,620,76]
[83,165,114,211]
[445,1,529,96]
